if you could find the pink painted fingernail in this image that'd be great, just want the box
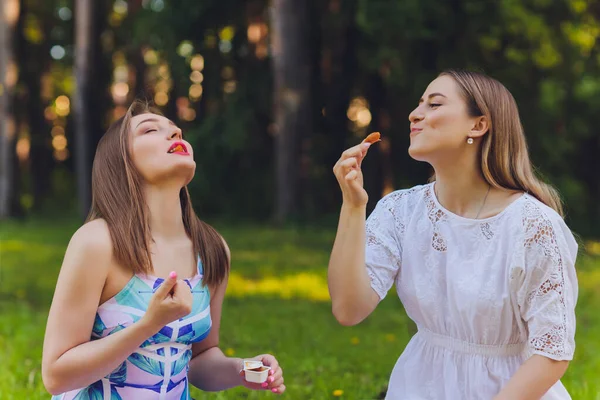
[269,376,274,383]
[261,382,268,388]
[272,388,278,393]
[269,369,274,376]
[169,271,177,279]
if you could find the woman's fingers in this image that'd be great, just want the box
[335,143,370,170]
[339,157,359,172]
[271,383,286,394]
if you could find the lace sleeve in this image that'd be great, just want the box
[517,203,579,361]
[365,194,403,301]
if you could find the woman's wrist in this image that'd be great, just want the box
[136,315,160,336]
[231,357,244,385]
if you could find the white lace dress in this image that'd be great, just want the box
[365,183,578,400]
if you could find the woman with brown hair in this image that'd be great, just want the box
[328,70,578,399]
[42,101,286,399]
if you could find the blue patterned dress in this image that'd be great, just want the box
[52,259,211,400]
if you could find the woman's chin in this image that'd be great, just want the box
[148,163,196,186]
[408,144,430,162]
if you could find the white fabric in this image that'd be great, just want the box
[365,183,578,400]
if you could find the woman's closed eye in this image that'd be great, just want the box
[429,103,442,108]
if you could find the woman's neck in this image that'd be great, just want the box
[144,185,187,240]
[432,155,491,218]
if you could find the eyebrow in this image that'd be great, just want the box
[135,117,176,129]
[419,92,447,103]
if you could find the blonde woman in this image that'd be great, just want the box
[42,102,285,399]
[328,70,578,399]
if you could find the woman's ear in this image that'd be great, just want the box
[469,115,489,139]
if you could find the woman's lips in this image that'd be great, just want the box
[167,142,189,155]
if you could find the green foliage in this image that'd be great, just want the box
[10,0,600,235]
[354,0,600,236]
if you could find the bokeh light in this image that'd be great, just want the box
[50,45,66,60]
[177,41,194,58]
[154,92,169,106]
[51,126,65,137]
[16,138,30,162]
[52,135,67,151]
[189,84,203,100]
[190,55,204,71]
[190,71,204,84]
[55,95,70,117]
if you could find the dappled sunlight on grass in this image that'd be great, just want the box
[578,267,600,291]
[585,240,600,256]
[227,271,330,301]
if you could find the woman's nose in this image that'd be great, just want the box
[408,106,424,123]
[170,128,182,140]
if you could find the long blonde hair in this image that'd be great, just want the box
[438,69,564,217]
[86,101,229,287]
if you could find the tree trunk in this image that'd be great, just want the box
[270,0,311,223]
[74,0,94,219]
[0,0,19,218]
[318,0,357,213]
[89,1,110,152]
[364,72,387,211]
[18,0,52,213]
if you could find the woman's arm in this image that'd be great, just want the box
[187,273,244,391]
[42,220,156,395]
[328,143,381,326]
[498,213,578,400]
[42,220,191,395]
[493,355,569,400]
[328,204,380,326]
[188,240,285,393]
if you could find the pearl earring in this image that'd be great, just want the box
[467,137,474,144]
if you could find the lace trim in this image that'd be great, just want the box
[365,189,417,297]
[480,222,494,240]
[522,200,567,357]
[424,186,447,252]
[365,191,407,260]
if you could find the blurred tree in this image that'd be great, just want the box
[4,0,599,236]
[271,0,312,223]
[74,0,94,219]
[17,0,55,213]
[0,0,20,218]
[309,0,359,215]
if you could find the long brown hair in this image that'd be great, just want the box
[86,101,229,287]
[438,69,564,217]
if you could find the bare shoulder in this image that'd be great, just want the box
[69,219,113,255]
[49,219,114,315]
[61,219,114,279]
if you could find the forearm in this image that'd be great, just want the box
[188,347,243,391]
[494,355,569,400]
[44,318,158,395]
[328,204,373,321]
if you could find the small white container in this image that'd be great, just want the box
[243,360,271,384]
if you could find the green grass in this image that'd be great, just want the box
[1,219,599,399]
